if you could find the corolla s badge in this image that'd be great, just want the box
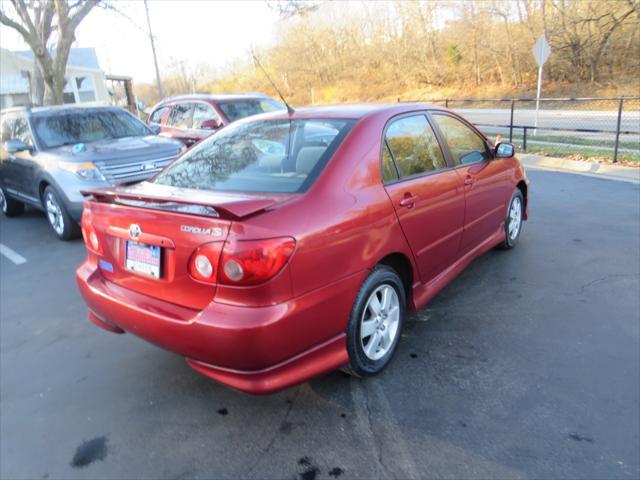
[181,225,223,236]
[129,224,142,240]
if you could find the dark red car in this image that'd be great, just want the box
[147,93,286,146]
[77,104,529,394]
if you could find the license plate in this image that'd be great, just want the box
[125,241,162,278]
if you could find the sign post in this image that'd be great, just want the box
[532,35,551,134]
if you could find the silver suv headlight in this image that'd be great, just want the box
[60,162,106,181]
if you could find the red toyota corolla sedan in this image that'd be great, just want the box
[76,104,529,394]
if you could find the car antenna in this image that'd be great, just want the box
[251,49,294,115]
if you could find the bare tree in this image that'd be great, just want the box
[0,0,99,105]
[266,0,320,19]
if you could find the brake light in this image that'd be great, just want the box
[188,242,223,284]
[81,208,102,255]
[218,237,296,286]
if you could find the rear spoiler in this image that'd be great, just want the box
[80,187,279,220]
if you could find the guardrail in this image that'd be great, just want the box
[398,96,640,162]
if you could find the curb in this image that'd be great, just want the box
[519,154,640,184]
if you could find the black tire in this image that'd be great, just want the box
[0,187,25,217]
[42,186,80,240]
[498,189,524,250]
[345,265,406,377]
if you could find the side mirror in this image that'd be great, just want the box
[495,142,514,158]
[200,119,221,130]
[4,139,31,154]
[149,124,162,135]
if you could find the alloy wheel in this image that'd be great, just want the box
[360,284,400,361]
[508,196,522,241]
[45,191,65,236]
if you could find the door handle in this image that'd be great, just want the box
[464,175,474,186]
[399,193,418,208]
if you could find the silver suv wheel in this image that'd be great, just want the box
[45,190,65,236]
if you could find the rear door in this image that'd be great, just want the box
[431,112,509,256]
[382,113,465,284]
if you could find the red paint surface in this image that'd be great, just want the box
[77,104,529,394]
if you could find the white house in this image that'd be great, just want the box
[0,47,108,109]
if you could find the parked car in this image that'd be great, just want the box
[147,93,286,146]
[76,104,529,394]
[0,105,184,240]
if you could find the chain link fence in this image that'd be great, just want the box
[399,97,640,163]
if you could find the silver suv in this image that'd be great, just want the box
[0,105,184,239]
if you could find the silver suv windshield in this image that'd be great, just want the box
[32,109,150,149]
[154,118,354,193]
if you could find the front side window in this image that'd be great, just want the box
[0,115,16,143]
[167,103,193,128]
[385,114,446,178]
[13,118,32,146]
[192,103,222,129]
[154,118,354,193]
[31,109,150,149]
[432,114,490,165]
[217,99,286,123]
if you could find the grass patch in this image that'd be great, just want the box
[480,128,640,149]
[522,144,640,163]
[516,134,638,149]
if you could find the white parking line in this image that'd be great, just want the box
[0,244,27,265]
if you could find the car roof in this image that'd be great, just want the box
[157,93,274,104]
[251,103,447,121]
[1,103,125,116]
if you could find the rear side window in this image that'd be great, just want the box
[381,142,399,182]
[154,118,354,193]
[149,106,169,124]
[167,103,193,128]
[385,114,446,178]
[432,114,490,165]
[217,99,286,123]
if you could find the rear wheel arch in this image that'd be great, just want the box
[516,181,528,219]
[376,252,414,311]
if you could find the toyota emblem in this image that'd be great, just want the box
[129,224,142,240]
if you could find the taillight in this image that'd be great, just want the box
[81,208,102,255]
[218,237,296,286]
[188,242,223,284]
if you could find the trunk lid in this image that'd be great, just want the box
[83,183,295,310]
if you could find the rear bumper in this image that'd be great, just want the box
[76,261,363,394]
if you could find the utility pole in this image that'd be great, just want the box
[144,0,164,99]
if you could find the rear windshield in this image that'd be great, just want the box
[217,99,286,122]
[154,118,354,193]
[32,109,150,149]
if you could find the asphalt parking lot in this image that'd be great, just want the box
[1,169,639,480]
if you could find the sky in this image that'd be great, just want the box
[0,0,281,83]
